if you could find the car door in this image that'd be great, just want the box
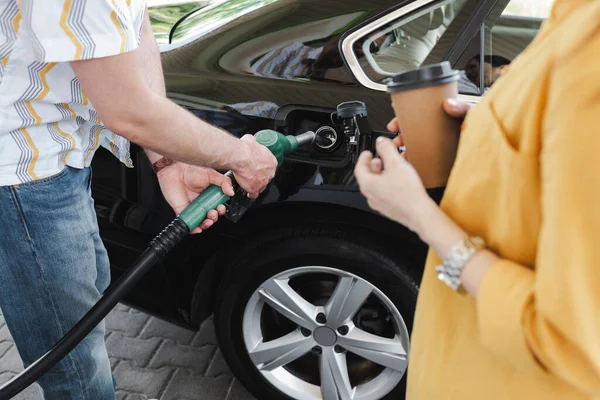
[90,0,552,327]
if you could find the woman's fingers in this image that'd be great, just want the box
[370,158,383,174]
[387,118,399,132]
[354,150,373,173]
[443,98,473,119]
[375,137,402,167]
[354,151,375,184]
[392,134,403,147]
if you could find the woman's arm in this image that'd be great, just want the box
[354,35,600,394]
[413,200,499,297]
[355,139,500,298]
[472,34,600,393]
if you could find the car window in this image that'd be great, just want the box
[454,0,552,95]
[349,0,475,84]
[501,0,552,18]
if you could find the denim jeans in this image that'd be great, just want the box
[0,167,116,399]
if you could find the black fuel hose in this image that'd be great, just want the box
[0,218,189,400]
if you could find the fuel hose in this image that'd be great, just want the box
[0,130,315,399]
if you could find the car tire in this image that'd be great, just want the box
[214,226,417,400]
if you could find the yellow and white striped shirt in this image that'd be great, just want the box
[0,0,146,186]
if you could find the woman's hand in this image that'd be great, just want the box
[356,98,472,235]
[357,97,499,299]
[354,137,435,232]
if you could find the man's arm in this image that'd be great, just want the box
[18,0,274,197]
[136,9,167,166]
[71,50,240,169]
[137,10,167,98]
[132,10,233,231]
[70,19,276,196]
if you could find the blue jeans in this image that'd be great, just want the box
[0,167,116,399]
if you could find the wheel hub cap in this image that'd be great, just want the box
[242,266,409,400]
[314,327,337,346]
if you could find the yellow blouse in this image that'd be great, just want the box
[407,1,600,399]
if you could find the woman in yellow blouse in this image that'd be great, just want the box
[354,1,600,399]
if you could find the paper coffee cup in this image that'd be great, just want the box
[387,62,461,188]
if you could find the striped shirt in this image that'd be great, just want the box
[0,0,146,186]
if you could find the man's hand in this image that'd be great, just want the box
[156,163,235,234]
[231,134,278,199]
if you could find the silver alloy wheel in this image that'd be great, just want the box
[242,266,409,400]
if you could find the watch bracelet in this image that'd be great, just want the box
[436,236,485,290]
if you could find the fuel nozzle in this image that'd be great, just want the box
[293,131,318,147]
[178,129,316,230]
[254,129,316,166]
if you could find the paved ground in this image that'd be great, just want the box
[0,305,256,400]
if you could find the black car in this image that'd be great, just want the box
[91,0,549,398]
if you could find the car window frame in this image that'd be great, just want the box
[339,0,509,103]
[438,0,510,65]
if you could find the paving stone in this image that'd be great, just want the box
[115,390,129,400]
[161,369,231,400]
[226,380,256,400]
[139,318,195,345]
[0,305,240,400]
[191,319,218,348]
[0,372,42,400]
[115,303,132,313]
[0,344,24,373]
[107,332,162,367]
[0,323,12,342]
[124,394,153,400]
[111,357,121,370]
[205,348,232,378]
[113,361,173,398]
[0,341,13,359]
[106,310,150,337]
[148,339,215,375]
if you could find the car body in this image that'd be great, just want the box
[91,0,549,398]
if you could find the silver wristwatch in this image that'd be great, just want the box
[435,236,485,293]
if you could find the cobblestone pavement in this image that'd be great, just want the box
[0,305,256,400]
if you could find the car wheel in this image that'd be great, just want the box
[214,227,416,400]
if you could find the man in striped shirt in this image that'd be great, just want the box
[0,1,277,398]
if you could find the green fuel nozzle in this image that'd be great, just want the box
[253,129,315,166]
[177,130,315,231]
